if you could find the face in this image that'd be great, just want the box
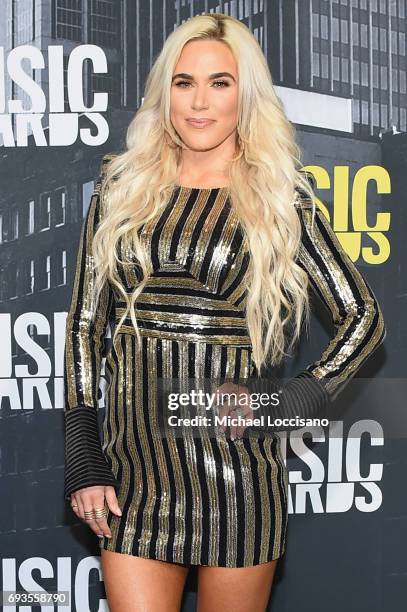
[170,39,239,152]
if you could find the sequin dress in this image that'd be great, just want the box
[63,157,386,567]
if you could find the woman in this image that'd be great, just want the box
[63,13,386,612]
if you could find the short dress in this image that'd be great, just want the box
[63,156,386,567]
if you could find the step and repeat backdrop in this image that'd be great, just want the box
[0,2,405,611]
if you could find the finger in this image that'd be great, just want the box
[95,516,112,539]
[76,495,85,521]
[83,509,109,539]
[85,517,103,537]
[85,516,108,540]
[89,492,111,538]
[236,413,246,439]
[237,419,249,439]
[231,418,240,440]
[104,486,122,517]
[81,500,106,538]
[218,403,230,432]
[211,386,221,419]
[239,405,254,438]
[231,394,246,440]
[70,496,81,519]
[230,407,238,441]
[237,393,250,437]
[215,383,237,410]
[83,501,97,525]
[215,384,242,436]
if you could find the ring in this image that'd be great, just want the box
[94,508,107,518]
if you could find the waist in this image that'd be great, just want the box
[114,304,252,346]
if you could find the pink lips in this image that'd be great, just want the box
[186,119,215,128]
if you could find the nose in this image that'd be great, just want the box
[191,84,209,110]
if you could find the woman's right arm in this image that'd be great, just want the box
[63,157,120,502]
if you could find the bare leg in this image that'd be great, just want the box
[196,559,279,612]
[100,548,190,612]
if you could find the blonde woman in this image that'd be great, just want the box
[63,13,386,612]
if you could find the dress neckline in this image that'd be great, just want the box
[174,184,230,192]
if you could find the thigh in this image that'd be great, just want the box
[100,548,190,612]
[196,559,279,612]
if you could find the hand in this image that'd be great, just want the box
[214,382,253,440]
[70,485,122,539]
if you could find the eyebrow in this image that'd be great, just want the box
[171,72,236,82]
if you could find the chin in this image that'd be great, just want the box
[181,138,222,151]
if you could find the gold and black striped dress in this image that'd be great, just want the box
[63,160,386,567]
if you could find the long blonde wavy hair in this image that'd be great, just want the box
[92,12,318,376]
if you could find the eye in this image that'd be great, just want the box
[174,80,230,88]
[174,80,191,88]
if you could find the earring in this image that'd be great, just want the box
[233,133,245,161]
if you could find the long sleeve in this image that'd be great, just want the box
[246,193,386,433]
[63,158,120,501]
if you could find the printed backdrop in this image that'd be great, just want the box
[0,2,405,611]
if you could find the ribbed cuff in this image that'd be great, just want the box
[246,370,331,433]
[64,406,120,501]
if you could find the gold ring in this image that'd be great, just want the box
[94,509,107,518]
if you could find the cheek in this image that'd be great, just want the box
[217,97,238,124]
[170,92,184,117]
[217,90,238,112]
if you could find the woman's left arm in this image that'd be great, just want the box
[245,195,386,430]
[293,196,386,400]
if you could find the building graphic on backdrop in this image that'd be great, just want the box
[175,0,407,137]
[0,1,406,137]
[0,3,401,608]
